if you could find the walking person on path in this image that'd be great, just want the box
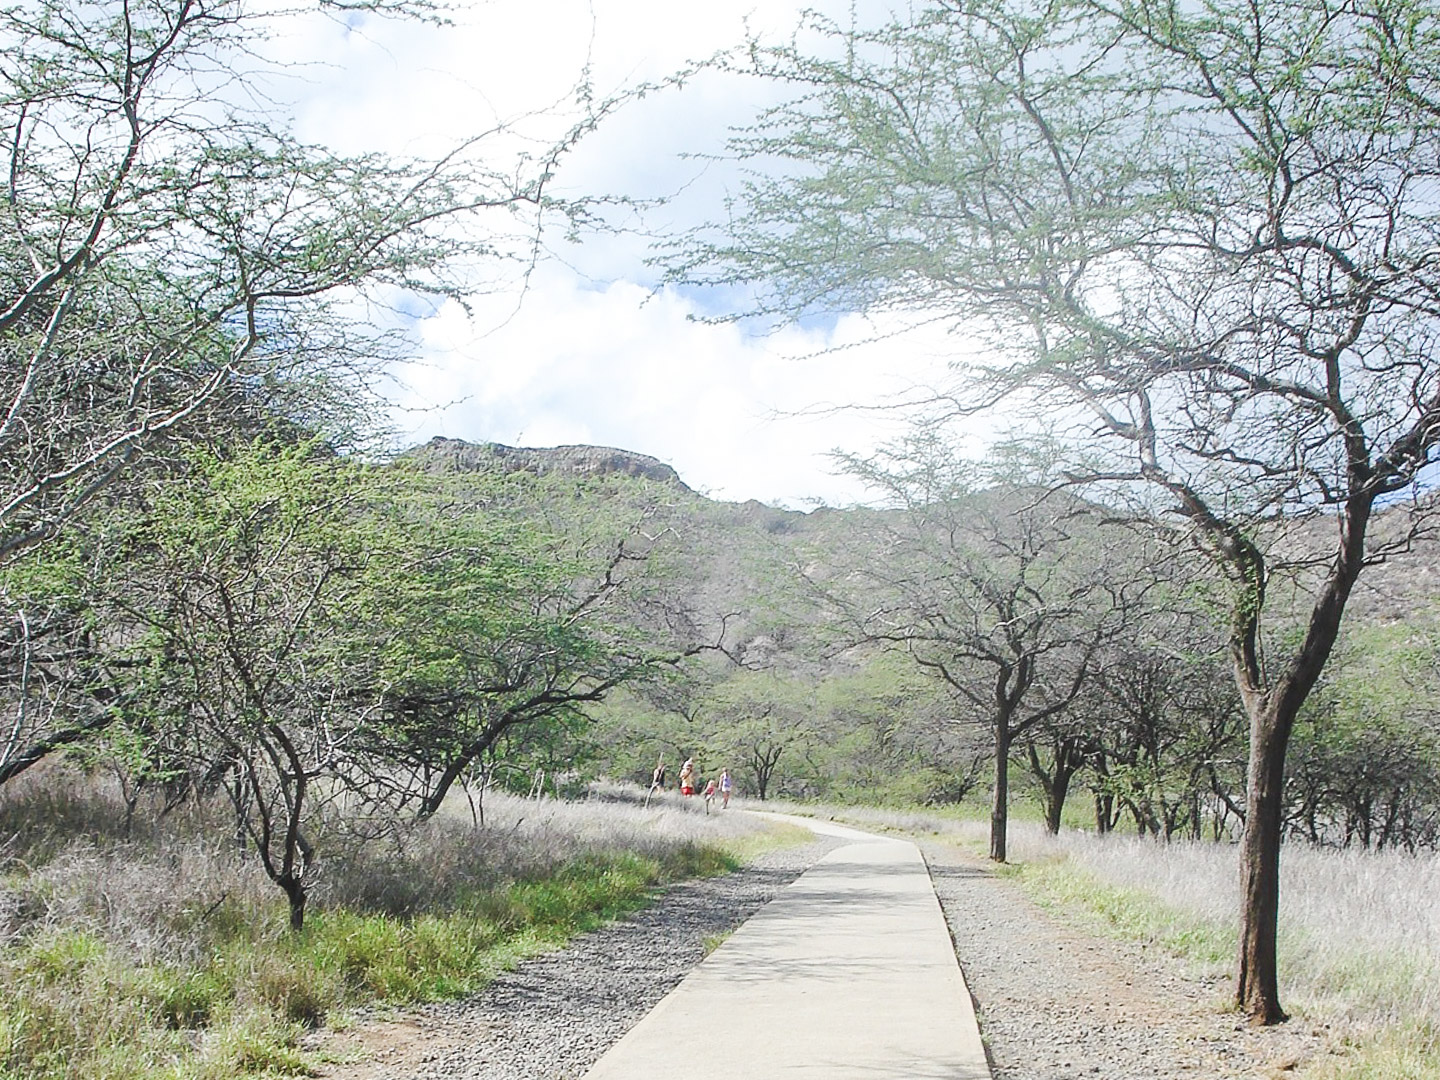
[719,768,733,809]
[679,758,695,796]
[644,757,666,808]
[703,778,717,813]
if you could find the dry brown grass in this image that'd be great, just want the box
[0,771,777,1079]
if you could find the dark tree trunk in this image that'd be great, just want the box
[1237,705,1290,1024]
[1094,791,1113,834]
[990,720,1011,862]
[281,876,307,931]
[1044,762,1075,836]
[750,743,784,801]
[1037,736,1085,836]
[416,722,510,820]
[1025,735,1085,835]
[418,758,469,820]
[1232,492,1369,1024]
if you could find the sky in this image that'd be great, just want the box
[273,0,989,508]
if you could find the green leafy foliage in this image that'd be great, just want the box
[663,0,1440,1020]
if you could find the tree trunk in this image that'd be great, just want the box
[1226,489,1371,1025]
[1041,737,1084,835]
[1094,791,1113,834]
[282,876,307,931]
[1236,705,1290,1024]
[990,721,1011,862]
[1044,762,1074,836]
[417,724,508,820]
[1024,736,1081,836]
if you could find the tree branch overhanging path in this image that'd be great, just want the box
[659,0,1440,1025]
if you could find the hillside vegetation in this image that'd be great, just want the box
[9,434,1440,874]
[3,434,1438,1078]
[6,0,1439,1069]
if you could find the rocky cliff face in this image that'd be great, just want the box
[402,437,692,491]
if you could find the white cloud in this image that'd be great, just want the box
[264,0,1001,508]
[389,268,986,507]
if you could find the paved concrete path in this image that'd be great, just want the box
[581,815,991,1079]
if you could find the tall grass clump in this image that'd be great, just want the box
[0,773,770,1080]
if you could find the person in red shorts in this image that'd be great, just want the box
[679,757,695,795]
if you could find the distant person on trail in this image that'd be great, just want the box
[719,768,733,809]
[703,778,717,812]
[645,757,666,808]
[679,757,695,795]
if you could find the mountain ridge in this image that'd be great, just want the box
[401,437,693,492]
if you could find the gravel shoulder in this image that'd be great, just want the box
[311,829,1334,1080]
[921,840,1332,1080]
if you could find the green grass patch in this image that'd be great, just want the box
[994,854,1236,969]
[1303,1021,1440,1080]
[718,820,815,862]
[0,843,735,1080]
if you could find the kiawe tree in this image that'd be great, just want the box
[0,0,571,561]
[0,0,608,788]
[834,437,1134,859]
[112,441,382,929]
[668,0,1440,1022]
[1088,641,1247,839]
[357,465,720,820]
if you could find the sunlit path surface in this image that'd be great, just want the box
[582,815,991,1079]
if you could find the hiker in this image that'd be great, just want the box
[679,757,695,795]
[645,757,666,808]
[703,777,717,812]
[719,768,733,809]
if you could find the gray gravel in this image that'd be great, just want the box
[920,842,1327,1080]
